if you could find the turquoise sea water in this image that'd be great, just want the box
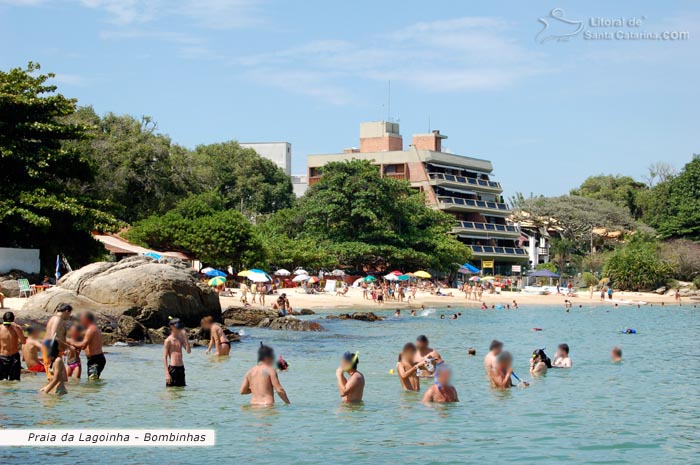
[1,304,699,464]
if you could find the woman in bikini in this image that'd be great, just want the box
[65,323,83,379]
[201,316,230,356]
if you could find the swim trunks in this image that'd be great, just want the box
[167,365,186,387]
[29,362,46,373]
[87,353,106,380]
[0,352,21,381]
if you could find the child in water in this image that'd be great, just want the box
[396,343,422,392]
[40,340,67,395]
[163,318,191,387]
[65,323,83,379]
[422,364,458,403]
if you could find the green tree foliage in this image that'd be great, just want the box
[192,141,294,216]
[643,156,700,240]
[570,175,647,218]
[126,192,264,269]
[258,160,471,272]
[603,235,674,291]
[0,63,116,268]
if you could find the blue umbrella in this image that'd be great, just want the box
[204,269,227,277]
[144,252,162,260]
[397,274,411,281]
[462,263,481,274]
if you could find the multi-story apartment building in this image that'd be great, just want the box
[306,121,528,274]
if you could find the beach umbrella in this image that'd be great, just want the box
[248,268,268,275]
[144,251,161,260]
[469,276,481,282]
[363,275,377,283]
[331,269,345,276]
[294,268,308,275]
[389,270,402,276]
[413,270,431,279]
[292,274,310,283]
[383,273,399,281]
[201,267,215,274]
[308,276,320,284]
[208,276,226,287]
[462,263,481,274]
[204,269,227,277]
[482,276,496,281]
[247,273,270,283]
[397,274,411,281]
[275,269,291,276]
[237,270,255,277]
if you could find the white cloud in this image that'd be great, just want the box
[52,73,88,86]
[234,16,547,103]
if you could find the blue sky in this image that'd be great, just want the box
[1,0,698,197]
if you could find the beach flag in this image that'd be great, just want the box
[55,255,61,281]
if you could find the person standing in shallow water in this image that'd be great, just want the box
[240,344,290,405]
[0,311,25,381]
[396,343,422,391]
[163,318,190,387]
[422,364,458,403]
[201,316,230,356]
[74,312,105,380]
[336,351,364,403]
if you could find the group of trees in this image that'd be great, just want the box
[0,63,468,274]
[513,156,700,290]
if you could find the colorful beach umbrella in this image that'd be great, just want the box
[389,270,402,275]
[383,273,399,281]
[413,270,431,279]
[363,275,377,283]
[308,276,320,284]
[208,276,226,286]
[397,274,411,281]
[204,269,227,277]
[469,276,481,282]
[462,263,481,274]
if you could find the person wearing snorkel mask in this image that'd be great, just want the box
[530,348,552,376]
[413,335,443,379]
[422,363,458,403]
[240,344,290,405]
[336,351,364,403]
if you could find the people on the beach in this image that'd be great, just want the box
[201,316,230,356]
[74,312,105,380]
[414,335,443,378]
[422,364,458,403]
[553,343,571,368]
[530,348,552,375]
[396,343,422,391]
[40,339,67,395]
[484,339,503,374]
[272,293,291,316]
[65,323,83,379]
[489,351,514,389]
[163,318,190,387]
[240,344,290,405]
[611,346,623,363]
[22,326,46,373]
[336,351,364,403]
[0,311,24,381]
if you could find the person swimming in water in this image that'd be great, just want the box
[413,335,443,378]
[240,344,290,405]
[40,339,67,395]
[22,326,46,373]
[396,343,423,392]
[489,351,517,389]
[65,323,83,379]
[611,346,623,363]
[201,316,230,356]
[0,311,25,381]
[484,340,503,374]
[336,351,364,403]
[163,318,190,387]
[552,343,572,368]
[530,348,552,376]
[422,363,459,403]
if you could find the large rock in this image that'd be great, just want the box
[259,318,325,332]
[0,270,41,298]
[20,256,220,328]
[333,312,383,322]
[222,307,279,326]
[117,315,148,341]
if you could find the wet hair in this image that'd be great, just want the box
[416,335,429,344]
[56,303,72,313]
[258,344,275,362]
[612,346,622,357]
[3,311,14,324]
[558,343,570,355]
[467,348,477,356]
[489,340,503,351]
[81,311,95,323]
[343,351,359,370]
[532,348,552,368]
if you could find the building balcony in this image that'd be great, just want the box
[468,245,528,257]
[428,172,502,192]
[453,221,521,237]
[436,196,511,215]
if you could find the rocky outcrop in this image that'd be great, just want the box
[19,256,220,328]
[222,306,325,332]
[258,318,325,332]
[327,312,383,322]
[0,270,41,298]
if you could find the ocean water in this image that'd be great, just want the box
[1,304,699,464]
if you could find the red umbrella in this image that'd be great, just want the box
[389,270,402,275]
[308,276,320,284]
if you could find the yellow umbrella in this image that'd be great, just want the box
[413,270,431,279]
[482,276,496,281]
[237,270,255,277]
[208,276,226,286]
